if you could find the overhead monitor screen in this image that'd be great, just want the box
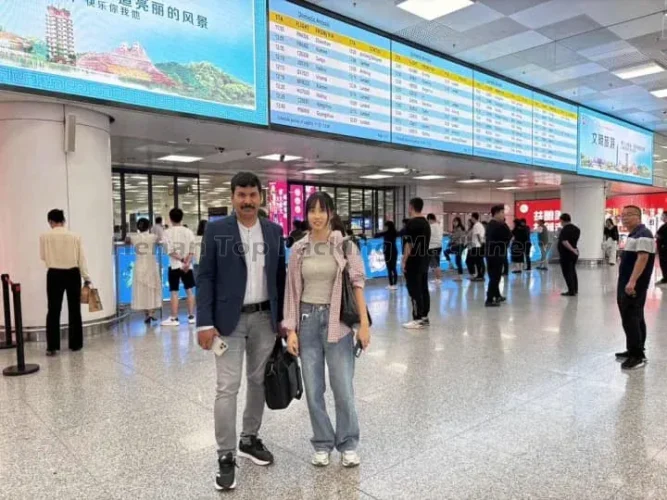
[269,0,391,142]
[578,108,653,185]
[473,72,533,166]
[390,42,473,155]
[532,93,578,172]
[0,0,268,124]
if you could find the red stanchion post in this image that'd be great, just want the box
[3,283,39,377]
[0,274,15,350]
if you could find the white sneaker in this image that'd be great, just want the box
[311,451,330,467]
[188,315,196,325]
[161,317,180,327]
[388,285,398,291]
[341,451,360,468]
[402,320,424,330]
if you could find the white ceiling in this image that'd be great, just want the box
[306,0,667,132]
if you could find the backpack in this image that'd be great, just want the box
[264,337,303,410]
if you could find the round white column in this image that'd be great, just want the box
[0,102,115,329]
[560,180,606,264]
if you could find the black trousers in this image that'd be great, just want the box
[406,270,430,320]
[659,247,667,279]
[486,257,504,304]
[523,243,532,270]
[46,268,83,352]
[560,257,578,295]
[469,247,485,278]
[385,253,398,286]
[618,290,647,357]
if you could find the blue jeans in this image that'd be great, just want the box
[299,303,359,453]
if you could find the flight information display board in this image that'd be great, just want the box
[578,108,653,185]
[391,42,474,154]
[269,0,391,142]
[532,93,578,172]
[473,72,533,165]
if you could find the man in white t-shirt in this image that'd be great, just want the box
[161,208,196,326]
[427,214,443,283]
[470,212,486,281]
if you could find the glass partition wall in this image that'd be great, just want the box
[289,182,396,236]
[113,169,201,241]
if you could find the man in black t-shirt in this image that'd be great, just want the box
[558,213,581,296]
[401,197,431,330]
[485,205,512,307]
[615,205,655,370]
[656,211,667,284]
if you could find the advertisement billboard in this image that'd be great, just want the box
[0,0,268,124]
[578,108,653,185]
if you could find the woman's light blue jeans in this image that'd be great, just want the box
[299,303,359,453]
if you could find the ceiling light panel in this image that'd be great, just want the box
[613,62,665,80]
[360,174,394,179]
[258,154,302,161]
[397,0,475,21]
[157,155,203,163]
[301,169,336,175]
[414,175,446,180]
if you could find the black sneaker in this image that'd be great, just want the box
[621,357,646,370]
[485,301,500,308]
[615,351,630,359]
[215,453,237,491]
[497,296,507,303]
[238,436,274,466]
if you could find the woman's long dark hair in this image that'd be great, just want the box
[453,217,464,231]
[385,220,397,235]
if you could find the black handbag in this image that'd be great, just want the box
[264,337,303,410]
[340,241,373,328]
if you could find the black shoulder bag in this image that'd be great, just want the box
[340,240,373,328]
[264,337,303,410]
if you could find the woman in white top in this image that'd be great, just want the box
[129,218,162,324]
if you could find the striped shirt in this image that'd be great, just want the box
[283,232,365,343]
[619,224,655,292]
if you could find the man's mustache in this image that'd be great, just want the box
[241,204,256,210]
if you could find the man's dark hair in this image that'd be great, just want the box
[490,205,504,217]
[47,209,65,224]
[471,212,480,221]
[169,208,184,224]
[155,216,163,225]
[560,213,572,223]
[427,213,436,222]
[624,205,642,216]
[409,197,424,213]
[538,219,545,225]
[137,218,150,232]
[293,219,302,230]
[231,172,261,193]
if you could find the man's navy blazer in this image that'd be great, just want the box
[196,216,286,336]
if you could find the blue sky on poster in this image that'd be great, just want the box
[0,0,257,84]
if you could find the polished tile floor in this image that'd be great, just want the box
[1,266,667,499]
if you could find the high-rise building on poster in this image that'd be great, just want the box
[46,6,75,65]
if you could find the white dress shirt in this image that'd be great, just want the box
[237,220,269,305]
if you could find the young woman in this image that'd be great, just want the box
[284,192,370,468]
[376,220,399,290]
[129,218,162,324]
[449,217,466,281]
[510,219,527,273]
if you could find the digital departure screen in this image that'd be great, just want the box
[391,42,473,155]
[473,72,533,165]
[269,0,391,142]
[532,93,578,172]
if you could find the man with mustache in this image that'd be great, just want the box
[197,172,286,491]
